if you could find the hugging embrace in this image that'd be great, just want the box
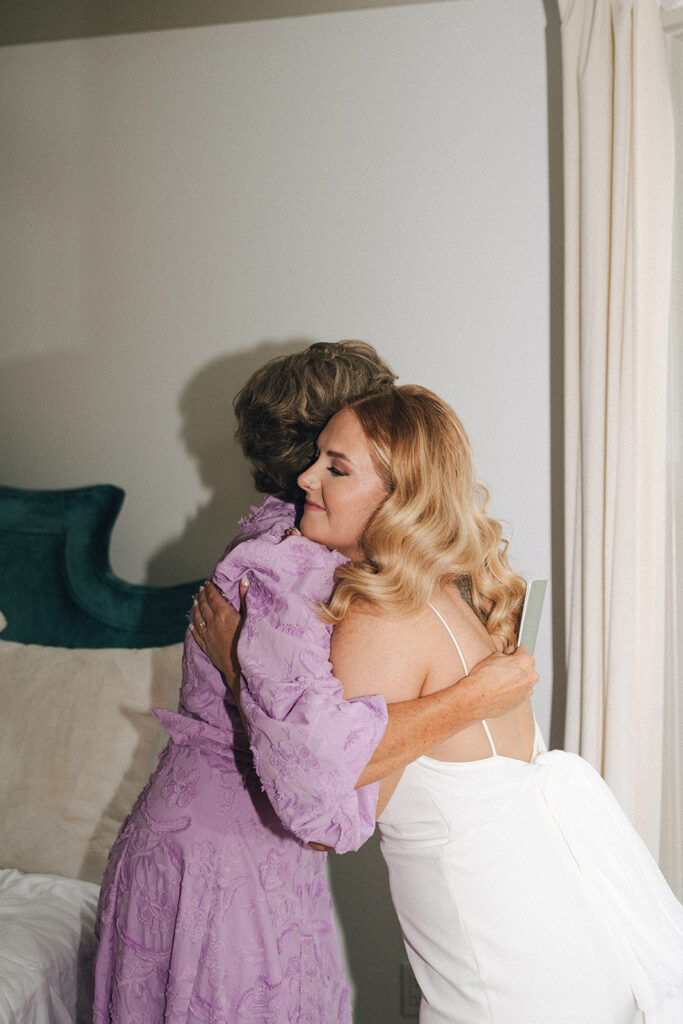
[93,341,683,1024]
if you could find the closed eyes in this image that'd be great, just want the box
[313,446,348,478]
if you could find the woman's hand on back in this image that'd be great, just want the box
[458,645,538,720]
[191,580,245,691]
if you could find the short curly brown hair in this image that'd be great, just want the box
[234,340,397,499]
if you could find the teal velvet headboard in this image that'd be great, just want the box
[0,484,202,648]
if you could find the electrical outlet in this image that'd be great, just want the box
[400,960,421,1017]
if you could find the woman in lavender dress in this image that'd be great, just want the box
[92,343,537,1024]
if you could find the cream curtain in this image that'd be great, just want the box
[661,8,683,897]
[661,278,682,896]
[560,0,676,857]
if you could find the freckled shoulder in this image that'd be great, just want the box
[330,601,435,703]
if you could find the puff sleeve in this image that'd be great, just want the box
[212,499,388,853]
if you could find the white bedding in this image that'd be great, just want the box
[0,869,100,1024]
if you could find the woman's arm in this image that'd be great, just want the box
[350,650,537,786]
[194,582,538,791]
[194,541,388,855]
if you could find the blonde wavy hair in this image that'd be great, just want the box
[321,386,526,649]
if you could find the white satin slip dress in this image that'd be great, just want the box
[377,603,683,1024]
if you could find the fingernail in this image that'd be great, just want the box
[241,574,250,588]
[199,585,205,592]
[189,623,195,632]
[193,599,198,607]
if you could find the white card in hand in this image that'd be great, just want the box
[517,579,547,655]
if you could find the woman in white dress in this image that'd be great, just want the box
[297,384,683,1024]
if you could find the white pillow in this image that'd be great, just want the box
[0,868,101,1024]
[0,638,183,883]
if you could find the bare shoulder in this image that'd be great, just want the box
[331,600,434,703]
[331,599,430,654]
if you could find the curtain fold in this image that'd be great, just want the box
[661,9,683,897]
[662,304,682,897]
[559,0,675,856]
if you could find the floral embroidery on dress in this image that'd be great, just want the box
[136,887,174,934]
[269,741,320,781]
[236,976,288,1020]
[160,765,199,808]
[187,840,217,891]
[276,621,307,638]
[258,848,292,892]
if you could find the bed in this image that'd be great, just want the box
[0,483,200,1024]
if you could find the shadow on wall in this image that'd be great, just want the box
[144,337,313,586]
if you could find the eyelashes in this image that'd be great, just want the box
[311,447,348,478]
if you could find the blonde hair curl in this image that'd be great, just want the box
[321,386,526,650]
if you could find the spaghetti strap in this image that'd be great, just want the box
[481,719,498,756]
[427,603,469,676]
[426,602,498,757]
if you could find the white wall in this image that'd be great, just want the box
[0,3,553,1019]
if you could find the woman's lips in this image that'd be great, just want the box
[304,499,325,511]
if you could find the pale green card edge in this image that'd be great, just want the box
[517,579,547,655]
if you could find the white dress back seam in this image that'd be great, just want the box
[426,602,497,757]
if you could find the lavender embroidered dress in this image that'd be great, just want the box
[93,497,388,1024]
